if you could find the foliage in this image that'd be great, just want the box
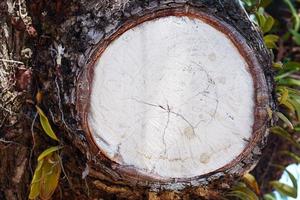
[36,106,60,141]
[227,0,300,199]
[284,0,300,45]
[269,170,297,198]
[29,106,62,200]
[29,146,62,200]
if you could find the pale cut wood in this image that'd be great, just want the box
[0,0,275,199]
[88,16,255,179]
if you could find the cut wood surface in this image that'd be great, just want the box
[89,16,255,179]
[74,1,274,196]
[0,0,276,199]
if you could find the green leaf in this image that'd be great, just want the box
[241,0,260,11]
[278,78,300,87]
[270,126,300,149]
[279,88,296,113]
[36,106,59,141]
[29,150,61,200]
[290,29,300,45]
[263,193,276,200]
[275,112,294,130]
[280,99,295,114]
[282,61,300,72]
[288,98,300,120]
[273,61,283,69]
[255,8,275,34]
[278,87,289,104]
[286,169,298,194]
[38,146,62,161]
[29,159,44,199]
[255,8,267,27]
[269,168,297,198]
[275,71,298,81]
[242,173,260,195]
[278,86,300,97]
[281,151,300,163]
[229,184,259,200]
[264,34,279,49]
[295,126,300,132]
[259,0,272,8]
[40,153,61,200]
[284,0,300,32]
[226,191,249,200]
[263,16,275,33]
[242,0,256,6]
[270,179,297,198]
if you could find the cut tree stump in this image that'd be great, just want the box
[0,0,275,199]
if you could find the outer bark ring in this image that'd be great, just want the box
[77,5,270,187]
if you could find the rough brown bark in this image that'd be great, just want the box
[0,0,275,199]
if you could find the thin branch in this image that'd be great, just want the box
[0,58,24,65]
[29,112,38,175]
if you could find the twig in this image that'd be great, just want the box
[0,58,24,65]
[0,138,15,144]
[84,178,90,197]
[0,138,21,146]
[284,0,300,32]
[29,112,38,175]
[58,152,74,191]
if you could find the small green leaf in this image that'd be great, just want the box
[241,0,260,12]
[229,185,259,200]
[269,168,297,198]
[275,61,300,80]
[38,146,62,161]
[278,78,300,87]
[226,191,249,200]
[288,98,300,120]
[283,0,300,32]
[29,150,61,200]
[40,153,61,200]
[281,151,300,163]
[259,0,272,8]
[255,8,275,34]
[264,34,279,49]
[263,15,275,33]
[270,180,297,198]
[284,61,300,71]
[283,100,295,114]
[270,126,300,149]
[263,193,276,200]
[275,71,296,81]
[242,173,260,195]
[279,88,289,104]
[275,112,294,130]
[36,106,59,141]
[295,126,300,132]
[273,61,283,69]
[29,159,44,199]
[286,169,298,193]
[290,29,300,45]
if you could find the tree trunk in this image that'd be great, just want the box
[0,0,275,199]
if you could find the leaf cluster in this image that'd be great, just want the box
[227,1,300,199]
[29,106,62,200]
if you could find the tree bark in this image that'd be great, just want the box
[0,0,275,199]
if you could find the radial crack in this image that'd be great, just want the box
[132,98,196,138]
[162,110,170,155]
[169,110,195,136]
